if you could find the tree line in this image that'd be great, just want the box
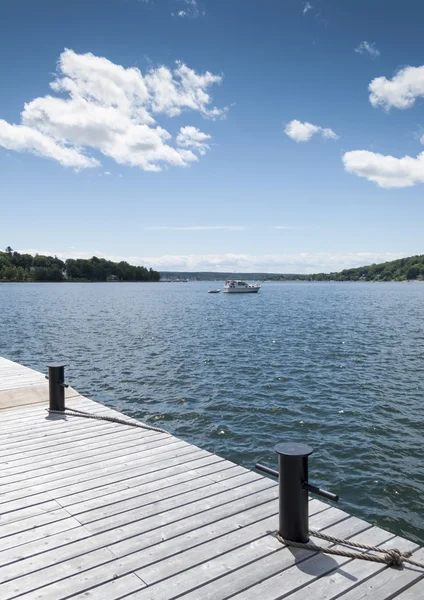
[2,247,423,283]
[161,256,424,282]
[306,255,424,282]
[263,254,424,282]
[0,247,160,282]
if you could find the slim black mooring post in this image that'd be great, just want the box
[47,363,67,411]
[275,442,313,543]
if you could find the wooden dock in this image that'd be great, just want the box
[0,356,423,599]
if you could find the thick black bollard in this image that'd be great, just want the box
[275,442,314,543]
[256,442,339,543]
[47,363,68,411]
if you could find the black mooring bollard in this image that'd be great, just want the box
[46,363,68,411]
[275,442,314,543]
[256,443,339,543]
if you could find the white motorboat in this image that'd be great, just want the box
[208,289,221,293]
[223,280,261,293]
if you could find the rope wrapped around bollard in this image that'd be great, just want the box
[46,363,170,435]
[256,444,424,570]
[276,529,424,569]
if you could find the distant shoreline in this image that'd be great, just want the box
[2,251,424,283]
[0,279,160,284]
[1,279,423,284]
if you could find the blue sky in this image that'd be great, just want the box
[1,0,424,273]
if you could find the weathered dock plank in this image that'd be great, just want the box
[0,356,423,599]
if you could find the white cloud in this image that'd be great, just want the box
[176,0,203,18]
[22,249,407,274]
[145,225,247,231]
[303,2,313,15]
[0,120,99,169]
[343,149,424,188]
[0,49,225,171]
[346,64,424,188]
[145,61,224,118]
[369,65,424,110]
[354,41,380,59]
[176,126,211,155]
[285,120,339,142]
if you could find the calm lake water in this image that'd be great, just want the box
[1,281,423,543]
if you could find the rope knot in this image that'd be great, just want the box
[384,549,405,567]
[276,531,424,570]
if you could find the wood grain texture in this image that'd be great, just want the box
[1,356,423,599]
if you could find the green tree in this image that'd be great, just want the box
[407,264,421,280]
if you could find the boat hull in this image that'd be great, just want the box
[223,287,260,293]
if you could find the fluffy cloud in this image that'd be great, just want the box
[354,41,380,59]
[145,62,223,118]
[285,120,339,142]
[0,120,99,169]
[343,150,424,188]
[345,64,424,188]
[0,49,225,171]
[176,126,211,155]
[369,65,424,110]
[23,249,407,274]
